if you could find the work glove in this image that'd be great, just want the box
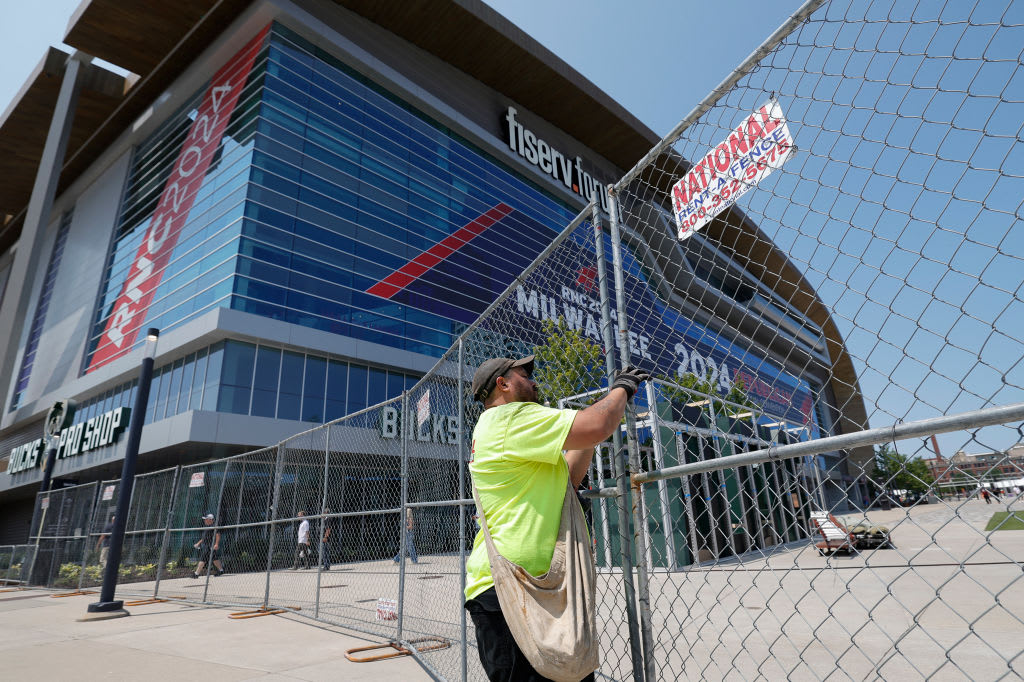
[610,365,651,400]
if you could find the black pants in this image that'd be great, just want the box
[465,587,596,682]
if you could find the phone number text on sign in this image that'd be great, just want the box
[671,100,795,240]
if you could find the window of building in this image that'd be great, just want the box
[218,341,257,414]
[11,210,74,410]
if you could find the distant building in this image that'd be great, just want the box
[923,444,1024,489]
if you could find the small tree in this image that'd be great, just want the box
[657,369,754,417]
[873,444,935,494]
[532,317,605,406]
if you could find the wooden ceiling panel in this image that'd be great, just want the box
[63,0,218,77]
[0,48,127,223]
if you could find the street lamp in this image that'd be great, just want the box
[85,328,159,619]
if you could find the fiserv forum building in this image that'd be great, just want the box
[0,0,868,542]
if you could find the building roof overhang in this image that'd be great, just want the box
[0,47,128,251]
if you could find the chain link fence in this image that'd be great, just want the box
[17,0,1024,678]
[0,544,33,586]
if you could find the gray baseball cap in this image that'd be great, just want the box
[472,356,534,402]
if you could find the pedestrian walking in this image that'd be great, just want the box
[292,511,311,569]
[464,355,649,681]
[982,489,991,504]
[193,513,224,577]
[95,514,115,568]
[392,507,418,564]
[321,508,338,571]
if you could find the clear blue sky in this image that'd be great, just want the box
[2,1,1020,462]
[0,0,806,135]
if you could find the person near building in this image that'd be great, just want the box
[193,513,224,577]
[982,488,991,504]
[464,355,649,682]
[321,508,338,571]
[392,507,418,564]
[292,511,311,569]
[95,514,115,567]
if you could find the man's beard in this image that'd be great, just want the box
[518,384,540,404]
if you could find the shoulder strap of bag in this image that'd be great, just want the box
[471,475,573,559]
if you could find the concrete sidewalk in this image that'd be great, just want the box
[0,589,431,681]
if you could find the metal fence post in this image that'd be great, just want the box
[77,483,101,592]
[203,461,230,602]
[593,445,613,568]
[153,466,181,599]
[457,338,469,682]
[592,204,646,681]
[707,398,735,557]
[676,433,700,564]
[27,492,49,585]
[263,443,285,609]
[607,189,656,681]
[315,425,330,619]
[396,391,409,642]
[645,382,676,569]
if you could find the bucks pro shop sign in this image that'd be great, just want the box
[6,407,131,476]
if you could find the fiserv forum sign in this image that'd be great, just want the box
[6,407,130,476]
[504,106,612,212]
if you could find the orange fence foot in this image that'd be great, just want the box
[51,590,97,598]
[345,637,451,662]
[228,605,301,619]
[123,598,168,606]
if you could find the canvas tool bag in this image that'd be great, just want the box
[473,478,600,682]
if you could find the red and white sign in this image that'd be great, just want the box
[87,26,270,372]
[102,485,116,501]
[375,598,398,621]
[417,390,431,430]
[189,472,205,488]
[671,99,795,240]
[40,496,49,510]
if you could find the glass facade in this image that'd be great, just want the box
[85,23,579,371]
[11,210,74,410]
[70,340,416,429]
[237,25,576,356]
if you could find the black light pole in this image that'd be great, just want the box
[86,328,159,617]
[36,400,76,494]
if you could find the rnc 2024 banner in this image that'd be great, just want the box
[364,202,817,428]
[87,26,270,373]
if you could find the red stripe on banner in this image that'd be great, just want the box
[366,203,513,299]
[87,25,271,373]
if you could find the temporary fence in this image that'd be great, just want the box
[0,544,33,586]
[21,0,1024,679]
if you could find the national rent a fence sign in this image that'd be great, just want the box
[672,100,795,240]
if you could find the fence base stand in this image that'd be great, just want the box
[123,598,168,606]
[78,607,129,622]
[345,637,451,663]
[52,590,97,598]
[228,605,301,619]
[0,586,27,592]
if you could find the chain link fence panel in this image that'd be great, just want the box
[604,0,1024,677]
[27,481,97,589]
[14,1,1024,679]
